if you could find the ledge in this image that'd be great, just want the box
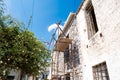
[54,37,72,52]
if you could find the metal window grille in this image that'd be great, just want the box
[92,62,110,80]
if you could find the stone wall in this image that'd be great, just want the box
[76,0,120,80]
[51,51,64,79]
[51,0,120,80]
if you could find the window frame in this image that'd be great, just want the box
[85,0,98,40]
[73,44,80,68]
[92,62,110,80]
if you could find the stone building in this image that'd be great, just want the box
[50,0,120,80]
[51,12,83,80]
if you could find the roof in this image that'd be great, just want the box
[59,12,75,37]
[76,0,85,15]
[63,12,75,33]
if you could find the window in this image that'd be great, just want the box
[92,62,110,80]
[64,34,69,63]
[64,47,69,63]
[64,47,72,70]
[86,1,98,39]
[42,74,48,79]
[73,45,80,67]
[7,76,15,80]
[66,74,70,80]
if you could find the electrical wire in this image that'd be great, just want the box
[27,0,35,29]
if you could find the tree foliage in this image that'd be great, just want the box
[0,1,50,79]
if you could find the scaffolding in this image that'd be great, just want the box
[49,20,73,80]
[49,13,83,80]
[54,37,72,52]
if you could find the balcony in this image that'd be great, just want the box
[54,37,72,52]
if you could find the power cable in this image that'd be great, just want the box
[27,0,35,29]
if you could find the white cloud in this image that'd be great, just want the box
[48,23,63,32]
[48,23,64,41]
[48,24,57,32]
[59,25,64,30]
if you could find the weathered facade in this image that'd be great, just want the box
[50,0,120,80]
[51,12,83,80]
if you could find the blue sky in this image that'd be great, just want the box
[5,0,82,44]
